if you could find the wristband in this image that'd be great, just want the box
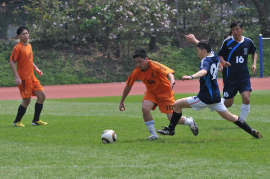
[190,75,193,79]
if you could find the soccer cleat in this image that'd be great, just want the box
[188,117,199,136]
[148,135,159,141]
[157,127,175,136]
[13,121,25,127]
[32,120,48,126]
[251,129,263,139]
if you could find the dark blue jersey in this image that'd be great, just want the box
[218,36,256,84]
[197,51,221,104]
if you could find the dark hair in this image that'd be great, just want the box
[230,21,243,29]
[133,49,147,59]
[224,31,232,39]
[17,26,29,35]
[196,40,211,53]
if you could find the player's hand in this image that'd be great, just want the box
[119,103,125,111]
[223,61,231,68]
[185,34,198,44]
[182,75,192,81]
[35,68,43,76]
[251,65,257,74]
[218,64,223,73]
[15,77,22,85]
[170,81,175,91]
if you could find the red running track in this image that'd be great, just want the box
[0,78,270,100]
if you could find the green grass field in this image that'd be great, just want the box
[0,91,269,178]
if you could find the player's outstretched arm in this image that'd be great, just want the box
[33,63,43,76]
[167,73,176,91]
[182,70,207,81]
[185,34,199,44]
[251,52,257,74]
[9,60,21,85]
[119,85,132,111]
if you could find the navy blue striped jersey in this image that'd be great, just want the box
[197,51,221,104]
[218,36,256,84]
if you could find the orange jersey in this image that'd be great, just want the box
[126,60,174,100]
[10,42,34,80]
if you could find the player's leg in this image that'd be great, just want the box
[224,98,234,107]
[238,77,252,121]
[13,97,31,127]
[13,81,32,127]
[158,97,198,136]
[32,90,47,125]
[240,90,251,121]
[142,100,158,140]
[223,84,237,108]
[216,108,262,139]
[166,113,198,136]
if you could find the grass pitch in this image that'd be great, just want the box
[0,91,269,178]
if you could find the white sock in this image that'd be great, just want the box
[145,120,157,136]
[184,117,193,126]
[241,104,250,121]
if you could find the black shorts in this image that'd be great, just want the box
[222,79,252,99]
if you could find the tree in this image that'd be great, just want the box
[251,0,270,36]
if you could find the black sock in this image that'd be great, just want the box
[14,105,26,123]
[168,111,182,131]
[234,117,252,135]
[33,103,43,122]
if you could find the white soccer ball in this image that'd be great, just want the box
[101,129,117,144]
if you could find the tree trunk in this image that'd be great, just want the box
[174,28,181,48]
[251,0,270,36]
[149,35,158,52]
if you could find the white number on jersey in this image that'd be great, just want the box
[236,56,244,63]
[210,62,219,80]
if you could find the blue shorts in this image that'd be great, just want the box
[222,79,252,99]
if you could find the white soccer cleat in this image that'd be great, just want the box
[148,135,159,141]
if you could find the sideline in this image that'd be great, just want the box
[0,78,269,100]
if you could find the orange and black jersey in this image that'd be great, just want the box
[10,42,34,80]
[126,60,174,100]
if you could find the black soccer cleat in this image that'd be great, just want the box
[251,129,263,139]
[157,126,175,136]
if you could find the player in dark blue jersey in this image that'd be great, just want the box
[218,21,257,122]
[157,36,262,139]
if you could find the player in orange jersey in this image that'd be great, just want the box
[9,26,47,127]
[119,49,198,140]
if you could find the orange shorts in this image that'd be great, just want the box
[18,77,44,98]
[143,91,175,114]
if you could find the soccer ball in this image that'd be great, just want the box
[101,129,117,144]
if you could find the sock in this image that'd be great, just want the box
[145,120,157,136]
[184,117,193,126]
[240,104,250,121]
[234,117,252,135]
[14,105,27,123]
[168,111,182,131]
[33,103,43,122]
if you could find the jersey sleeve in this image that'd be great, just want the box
[218,40,228,57]
[10,43,21,63]
[126,69,139,87]
[248,40,256,54]
[150,60,174,77]
[201,58,211,73]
